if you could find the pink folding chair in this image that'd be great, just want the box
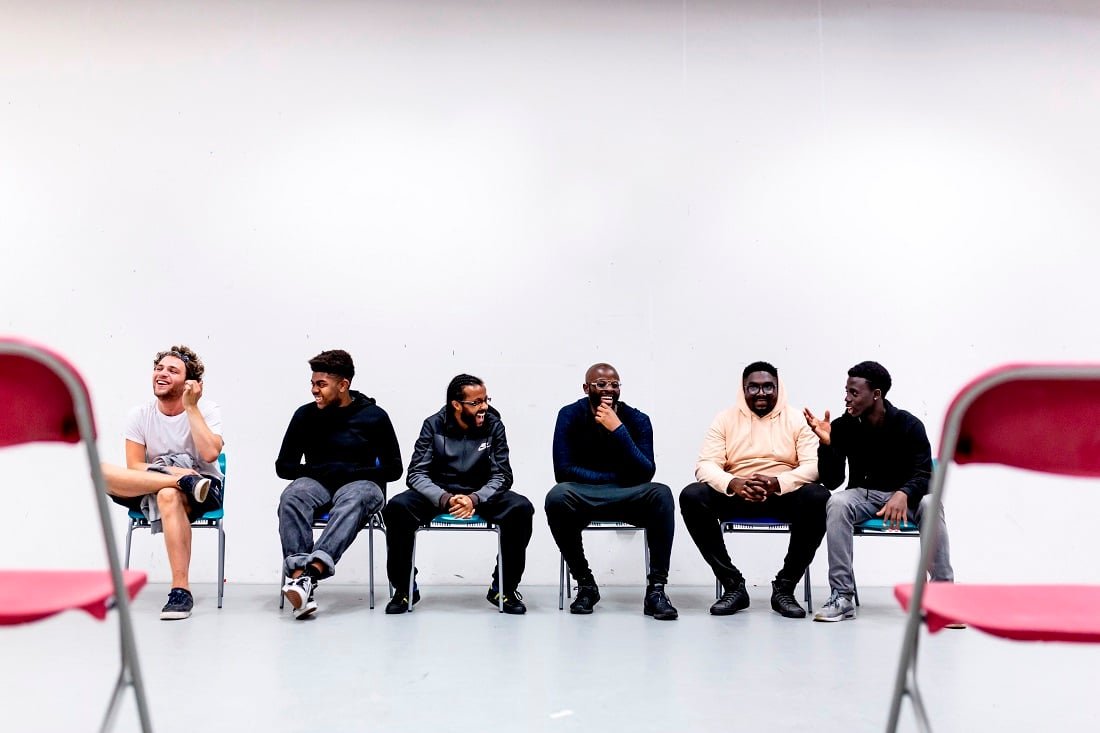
[0,337,152,732]
[887,364,1100,732]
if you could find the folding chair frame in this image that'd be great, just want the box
[0,339,152,733]
[715,519,813,611]
[410,515,504,613]
[278,512,387,610]
[886,364,1100,732]
[558,521,649,610]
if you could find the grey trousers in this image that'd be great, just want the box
[825,488,954,597]
[278,477,384,579]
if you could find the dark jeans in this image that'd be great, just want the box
[679,481,828,589]
[544,481,675,586]
[383,489,534,594]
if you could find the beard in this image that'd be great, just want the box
[588,391,619,410]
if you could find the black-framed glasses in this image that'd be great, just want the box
[589,380,621,390]
[457,397,492,407]
[745,383,776,395]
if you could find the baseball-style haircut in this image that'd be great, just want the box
[309,350,355,381]
[849,360,892,396]
[447,373,485,404]
[154,345,205,382]
[742,361,778,381]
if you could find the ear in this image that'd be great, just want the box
[873,388,882,400]
[451,399,462,413]
[582,382,591,395]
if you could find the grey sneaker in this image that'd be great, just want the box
[813,589,857,622]
[282,575,318,619]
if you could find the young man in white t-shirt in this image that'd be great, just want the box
[103,345,224,620]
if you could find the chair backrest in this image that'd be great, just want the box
[0,338,96,448]
[942,363,1100,477]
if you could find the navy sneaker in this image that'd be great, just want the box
[160,587,194,620]
[175,474,211,504]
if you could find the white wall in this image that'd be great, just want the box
[4,0,1100,591]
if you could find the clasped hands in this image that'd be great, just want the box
[727,474,780,503]
[448,494,476,519]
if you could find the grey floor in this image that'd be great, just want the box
[4,583,1096,733]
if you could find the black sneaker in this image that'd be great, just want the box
[569,581,601,615]
[711,579,750,616]
[160,587,194,620]
[175,474,211,504]
[770,578,806,619]
[643,583,679,620]
[487,587,527,615]
[385,589,421,614]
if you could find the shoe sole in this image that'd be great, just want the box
[644,609,679,620]
[160,610,192,620]
[293,601,318,620]
[282,586,307,611]
[569,606,595,615]
[710,601,750,616]
[191,477,211,504]
[772,604,807,619]
[813,612,857,622]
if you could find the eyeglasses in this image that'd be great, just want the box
[456,397,492,407]
[745,384,776,395]
[589,380,621,390]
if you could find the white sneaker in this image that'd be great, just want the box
[282,575,318,619]
[814,589,857,622]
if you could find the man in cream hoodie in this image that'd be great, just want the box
[679,361,828,618]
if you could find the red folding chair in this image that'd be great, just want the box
[0,337,152,732]
[887,364,1100,732]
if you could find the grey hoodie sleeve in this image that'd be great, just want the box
[406,419,448,508]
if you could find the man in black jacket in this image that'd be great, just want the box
[803,360,954,622]
[383,374,534,614]
[276,349,402,619]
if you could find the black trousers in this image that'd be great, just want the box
[544,481,675,586]
[678,481,828,589]
[383,489,534,594]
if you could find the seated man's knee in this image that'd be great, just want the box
[825,490,857,519]
[157,487,187,513]
[343,481,383,507]
[801,482,830,508]
[678,482,709,511]
[647,483,675,511]
[544,484,572,514]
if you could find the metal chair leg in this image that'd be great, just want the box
[216,520,225,609]
[368,520,376,610]
[123,521,134,569]
[408,531,419,614]
[495,526,503,611]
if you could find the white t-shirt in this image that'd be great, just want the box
[123,399,224,480]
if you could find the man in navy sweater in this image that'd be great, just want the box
[275,349,402,619]
[545,363,678,620]
[383,374,534,614]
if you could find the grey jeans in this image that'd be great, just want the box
[825,488,954,597]
[278,477,384,579]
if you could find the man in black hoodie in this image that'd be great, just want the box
[276,350,402,619]
[383,374,534,614]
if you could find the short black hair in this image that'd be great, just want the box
[447,374,484,404]
[309,350,355,381]
[848,360,892,396]
[742,361,778,381]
